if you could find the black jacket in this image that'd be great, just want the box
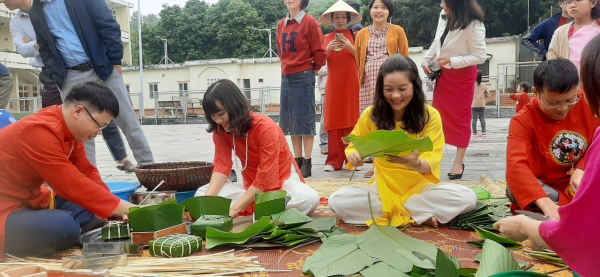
[30,0,123,88]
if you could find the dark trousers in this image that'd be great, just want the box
[39,68,62,108]
[5,197,94,256]
[472,107,486,133]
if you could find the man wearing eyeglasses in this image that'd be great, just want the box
[522,0,572,60]
[0,82,135,260]
[506,59,600,221]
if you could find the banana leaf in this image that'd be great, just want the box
[343,130,434,159]
[294,217,337,233]
[303,234,379,277]
[205,216,273,249]
[435,250,459,277]
[254,190,287,220]
[320,227,347,242]
[396,249,435,270]
[190,215,233,237]
[468,224,522,250]
[128,200,185,232]
[356,225,438,272]
[361,262,410,277]
[263,229,295,240]
[411,266,435,276]
[457,268,478,277]
[279,237,319,246]
[182,196,231,220]
[270,208,313,229]
[475,240,521,277]
[470,187,491,200]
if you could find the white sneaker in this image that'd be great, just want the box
[324,165,335,172]
[355,166,362,171]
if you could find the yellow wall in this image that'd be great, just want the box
[0,25,13,52]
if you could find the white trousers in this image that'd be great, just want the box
[329,183,477,225]
[195,165,320,215]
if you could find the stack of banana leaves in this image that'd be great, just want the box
[451,198,512,232]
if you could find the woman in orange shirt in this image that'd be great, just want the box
[195,80,320,217]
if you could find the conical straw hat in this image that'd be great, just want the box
[319,0,362,27]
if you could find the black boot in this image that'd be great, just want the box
[294,157,303,170]
[301,158,312,178]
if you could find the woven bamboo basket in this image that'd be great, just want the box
[134,161,214,191]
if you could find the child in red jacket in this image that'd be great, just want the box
[510,81,532,113]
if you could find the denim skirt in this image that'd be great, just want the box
[280,69,316,136]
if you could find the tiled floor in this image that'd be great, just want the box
[97,118,512,183]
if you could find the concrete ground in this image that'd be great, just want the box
[97,118,512,184]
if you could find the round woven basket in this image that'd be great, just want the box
[134,161,214,191]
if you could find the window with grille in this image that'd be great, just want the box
[149,83,158,99]
[207,78,220,87]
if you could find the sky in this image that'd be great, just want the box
[128,0,218,16]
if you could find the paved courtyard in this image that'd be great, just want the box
[97,118,512,184]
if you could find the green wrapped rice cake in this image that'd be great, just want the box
[149,234,201,258]
[191,215,234,237]
[101,221,131,240]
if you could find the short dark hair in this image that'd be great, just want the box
[203,79,253,135]
[368,0,394,21]
[344,0,360,13]
[581,34,600,117]
[371,54,429,134]
[518,82,532,93]
[444,0,485,31]
[533,59,579,94]
[64,82,119,118]
[301,0,310,10]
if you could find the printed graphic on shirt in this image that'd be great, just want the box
[281,32,298,52]
[550,131,588,166]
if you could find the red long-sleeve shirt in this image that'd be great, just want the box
[510,93,531,113]
[212,113,304,216]
[0,106,120,260]
[277,12,327,75]
[506,98,600,211]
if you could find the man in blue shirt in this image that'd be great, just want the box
[0,63,14,110]
[9,7,61,108]
[522,0,571,60]
[2,0,140,173]
[25,0,154,168]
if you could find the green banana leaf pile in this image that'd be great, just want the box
[205,208,343,249]
[342,130,434,159]
[451,199,512,232]
[183,196,234,237]
[254,190,288,220]
[128,199,185,232]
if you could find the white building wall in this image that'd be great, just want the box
[123,37,517,110]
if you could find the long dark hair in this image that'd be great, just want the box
[444,0,485,31]
[593,0,600,18]
[581,34,600,117]
[203,79,253,135]
[371,54,429,134]
[476,70,482,86]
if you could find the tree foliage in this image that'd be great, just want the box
[130,0,563,63]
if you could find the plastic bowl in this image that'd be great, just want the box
[176,190,197,204]
[106,181,142,201]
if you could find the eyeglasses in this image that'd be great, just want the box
[564,0,586,5]
[79,105,109,130]
[540,96,581,108]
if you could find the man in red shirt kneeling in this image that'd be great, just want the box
[0,82,134,259]
[506,59,600,220]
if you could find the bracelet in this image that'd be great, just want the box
[409,159,422,171]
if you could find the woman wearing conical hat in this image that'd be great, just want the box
[319,0,362,172]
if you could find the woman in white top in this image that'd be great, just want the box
[421,0,487,180]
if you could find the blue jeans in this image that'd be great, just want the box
[280,70,316,136]
[5,197,94,256]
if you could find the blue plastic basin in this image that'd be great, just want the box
[106,181,141,201]
[176,190,197,204]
